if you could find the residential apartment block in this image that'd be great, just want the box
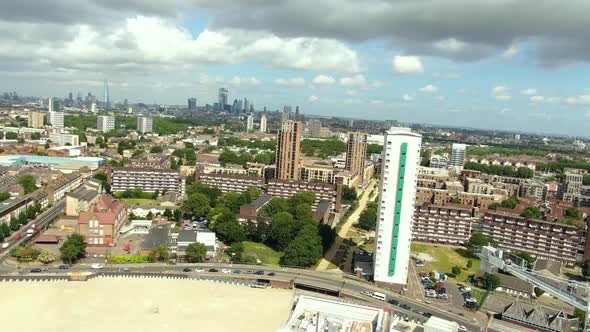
[128,153,171,169]
[482,211,580,264]
[266,178,342,211]
[107,167,186,196]
[412,204,473,245]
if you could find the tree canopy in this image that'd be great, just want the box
[60,233,87,263]
[185,242,207,263]
[18,174,37,194]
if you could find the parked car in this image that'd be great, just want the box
[415,260,424,267]
[255,270,264,275]
[425,290,437,298]
[1,243,9,249]
[387,299,399,305]
[57,264,69,270]
[183,267,191,272]
[459,287,471,293]
[267,272,276,276]
[458,325,467,331]
[30,268,46,273]
[233,269,241,274]
[422,312,432,318]
[361,290,372,296]
[91,263,104,269]
[438,293,449,300]
[14,235,21,240]
[399,303,412,310]
[221,268,231,274]
[194,268,205,273]
[208,268,219,273]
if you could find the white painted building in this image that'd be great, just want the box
[260,115,267,133]
[449,143,467,172]
[97,115,115,133]
[48,111,64,128]
[373,127,422,286]
[137,116,153,133]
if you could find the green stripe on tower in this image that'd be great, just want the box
[389,142,408,276]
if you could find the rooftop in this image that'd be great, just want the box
[141,224,171,250]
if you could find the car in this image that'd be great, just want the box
[399,304,411,310]
[91,263,104,269]
[267,272,276,276]
[233,269,241,274]
[244,270,254,274]
[30,268,43,273]
[255,270,264,275]
[194,268,205,273]
[208,268,219,272]
[387,299,399,305]
[458,325,467,331]
[438,293,449,300]
[459,287,472,293]
[14,235,21,240]
[415,260,424,267]
[222,268,231,274]
[183,267,191,272]
[57,264,69,270]
[361,290,372,296]
[1,243,9,249]
[422,312,432,318]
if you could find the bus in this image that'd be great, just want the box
[371,292,387,301]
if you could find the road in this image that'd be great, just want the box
[316,179,377,270]
[0,199,66,264]
[3,261,483,331]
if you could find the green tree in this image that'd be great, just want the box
[565,207,583,220]
[5,132,17,140]
[268,212,295,251]
[574,308,586,325]
[150,146,163,153]
[31,132,41,140]
[148,244,170,262]
[467,259,473,269]
[0,191,10,202]
[185,242,207,263]
[481,272,501,290]
[582,258,590,277]
[258,198,290,218]
[520,207,542,219]
[60,233,87,263]
[512,251,535,267]
[358,204,377,231]
[37,249,57,264]
[342,185,357,204]
[228,242,244,262]
[281,224,323,267]
[466,233,496,252]
[0,223,10,237]
[218,192,243,214]
[294,203,313,222]
[18,174,37,194]
[452,266,462,277]
[182,193,211,217]
[215,218,246,244]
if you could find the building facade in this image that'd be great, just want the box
[412,204,473,244]
[78,196,127,246]
[107,167,185,196]
[373,127,422,287]
[97,115,115,133]
[346,132,368,184]
[449,143,467,171]
[482,211,580,263]
[136,116,153,133]
[48,133,79,146]
[266,178,342,211]
[260,115,267,133]
[28,111,45,128]
[275,120,302,180]
[246,114,254,131]
[48,111,64,128]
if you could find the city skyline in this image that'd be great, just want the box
[1,1,590,136]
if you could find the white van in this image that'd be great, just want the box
[1,243,9,249]
[26,229,34,236]
[371,292,387,301]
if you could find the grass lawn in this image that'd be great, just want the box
[242,241,282,266]
[121,198,161,206]
[327,262,339,270]
[471,287,487,307]
[411,242,480,283]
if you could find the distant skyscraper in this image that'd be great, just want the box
[218,88,228,111]
[449,143,467,171]
[346,132,368,184]
[188,98,197,111]
[97,115,115,133]
[249,104,254,112]
[246,114,254,131]
[243,98,249,112]
[91,103,97,113]
[137,117,153,133]
[48,97,59,112]
[295,106,300,120]
[275,120,302,180]
[309,119,322,137]
[237,99,243,112]
[104,80,110,109]
[68,92,73,101]
[283,105,292,114]
[232,99,239,113]
[373,127,422,287]
[260,115,267,133]
[281,110,290,122]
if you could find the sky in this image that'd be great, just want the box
[1,1,590,136]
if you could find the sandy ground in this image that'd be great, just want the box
[0,278,294,332]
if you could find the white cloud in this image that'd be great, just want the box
[502,44,520,59]
[7,16,363,74]
[392,55,424,74]
[229,76,260,86]
[432,72,461,79]
[308,95,319,102]
[274,77,306,87]
[339,74,382,90]
[530,95,561,104]
[419,84,439,93]
[520,88,538,96]
[312,74,336,85]
[565,94,590,105]
[370,99,384,105]
[491,86,511,101]
[402,94,413,102]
